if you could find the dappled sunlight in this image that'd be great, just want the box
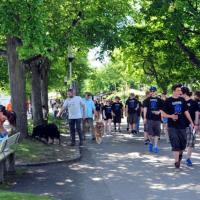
[11,131,200,200]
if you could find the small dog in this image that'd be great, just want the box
[94,121,104,144]
[32,123,61,144]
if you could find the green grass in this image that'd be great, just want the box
[15,138,56,163]
[0,191,54,200]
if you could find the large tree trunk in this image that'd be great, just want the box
[31,63,43,127]
[41,58,49,112]
[6,37,28,139]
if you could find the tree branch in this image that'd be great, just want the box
[176,37,200,68]
[65,11,84,39]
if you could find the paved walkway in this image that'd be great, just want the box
[10,130,200,200]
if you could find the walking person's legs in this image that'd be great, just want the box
[104,120,108,134]
[186,127,195,166]
[69,119,76,145]
[82,119,87,140]
[75,118,83,145]
[88,118,95,140]
[108,119,112,134]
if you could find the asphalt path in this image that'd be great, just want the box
[11,131,200,200]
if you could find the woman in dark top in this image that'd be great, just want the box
[95,99,102,120]
[102,100,112,134]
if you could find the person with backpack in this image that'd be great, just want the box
[125,93,139,135]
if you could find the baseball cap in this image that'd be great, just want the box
[149,86,157,92]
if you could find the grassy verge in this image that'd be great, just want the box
[0,191,54,200]
[14,138,61,163]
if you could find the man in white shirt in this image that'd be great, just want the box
[57,89,85,146]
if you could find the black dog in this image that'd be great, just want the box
[32,123,61,144]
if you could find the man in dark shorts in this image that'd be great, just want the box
[142,91,151,144]
[161,84,194,169]
[112,96,123,132]
[194,91,200,135]
[125,93,139,134]
[143,86,163,153]
[182,87,199,166]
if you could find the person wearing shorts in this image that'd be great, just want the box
[125,93,139,135]
[161,84,195,169]
[102,100,112,134]
[112,96,123,132]
[82,92,97,141]
[182,87,199,166]
[95,99,102,120]
[194,91,200,134]
[143,86,163,153]
[142,91,151,144]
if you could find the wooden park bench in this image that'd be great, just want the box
[0,132,20,183]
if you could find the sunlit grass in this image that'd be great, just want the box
[0,191,54,200]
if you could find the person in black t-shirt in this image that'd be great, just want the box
[102,100,112,134]
[161,84,195,169]
[143,86,163,153]
[135,95,142,134]
[125,93,139,135]
[112,96,123,132]
[182,87,199,166]
[95,99,101,120]
[194,91,200,134]
[142,91,151,144]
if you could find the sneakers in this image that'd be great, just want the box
[175,161,180,169]
[144,139,150,145]
[148,143,153,152]
[153,147,159,153]
[131,130,137,135]
[186,158,193,167]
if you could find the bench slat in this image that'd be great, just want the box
[0,132,20,153]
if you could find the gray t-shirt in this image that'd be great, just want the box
[63,96,84,119]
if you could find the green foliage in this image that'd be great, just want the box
[0,58,9,91]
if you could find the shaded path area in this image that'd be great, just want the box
[11,133,200,200]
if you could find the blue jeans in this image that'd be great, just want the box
[69,118,82,144]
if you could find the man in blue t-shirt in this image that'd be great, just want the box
[82,92,97,140]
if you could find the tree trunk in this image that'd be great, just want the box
[41,58,49,112]
[31,63,43,127]
[6,37,28,139]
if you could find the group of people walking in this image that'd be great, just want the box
[57,84,200,169]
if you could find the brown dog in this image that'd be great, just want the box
[95,121,104,144]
